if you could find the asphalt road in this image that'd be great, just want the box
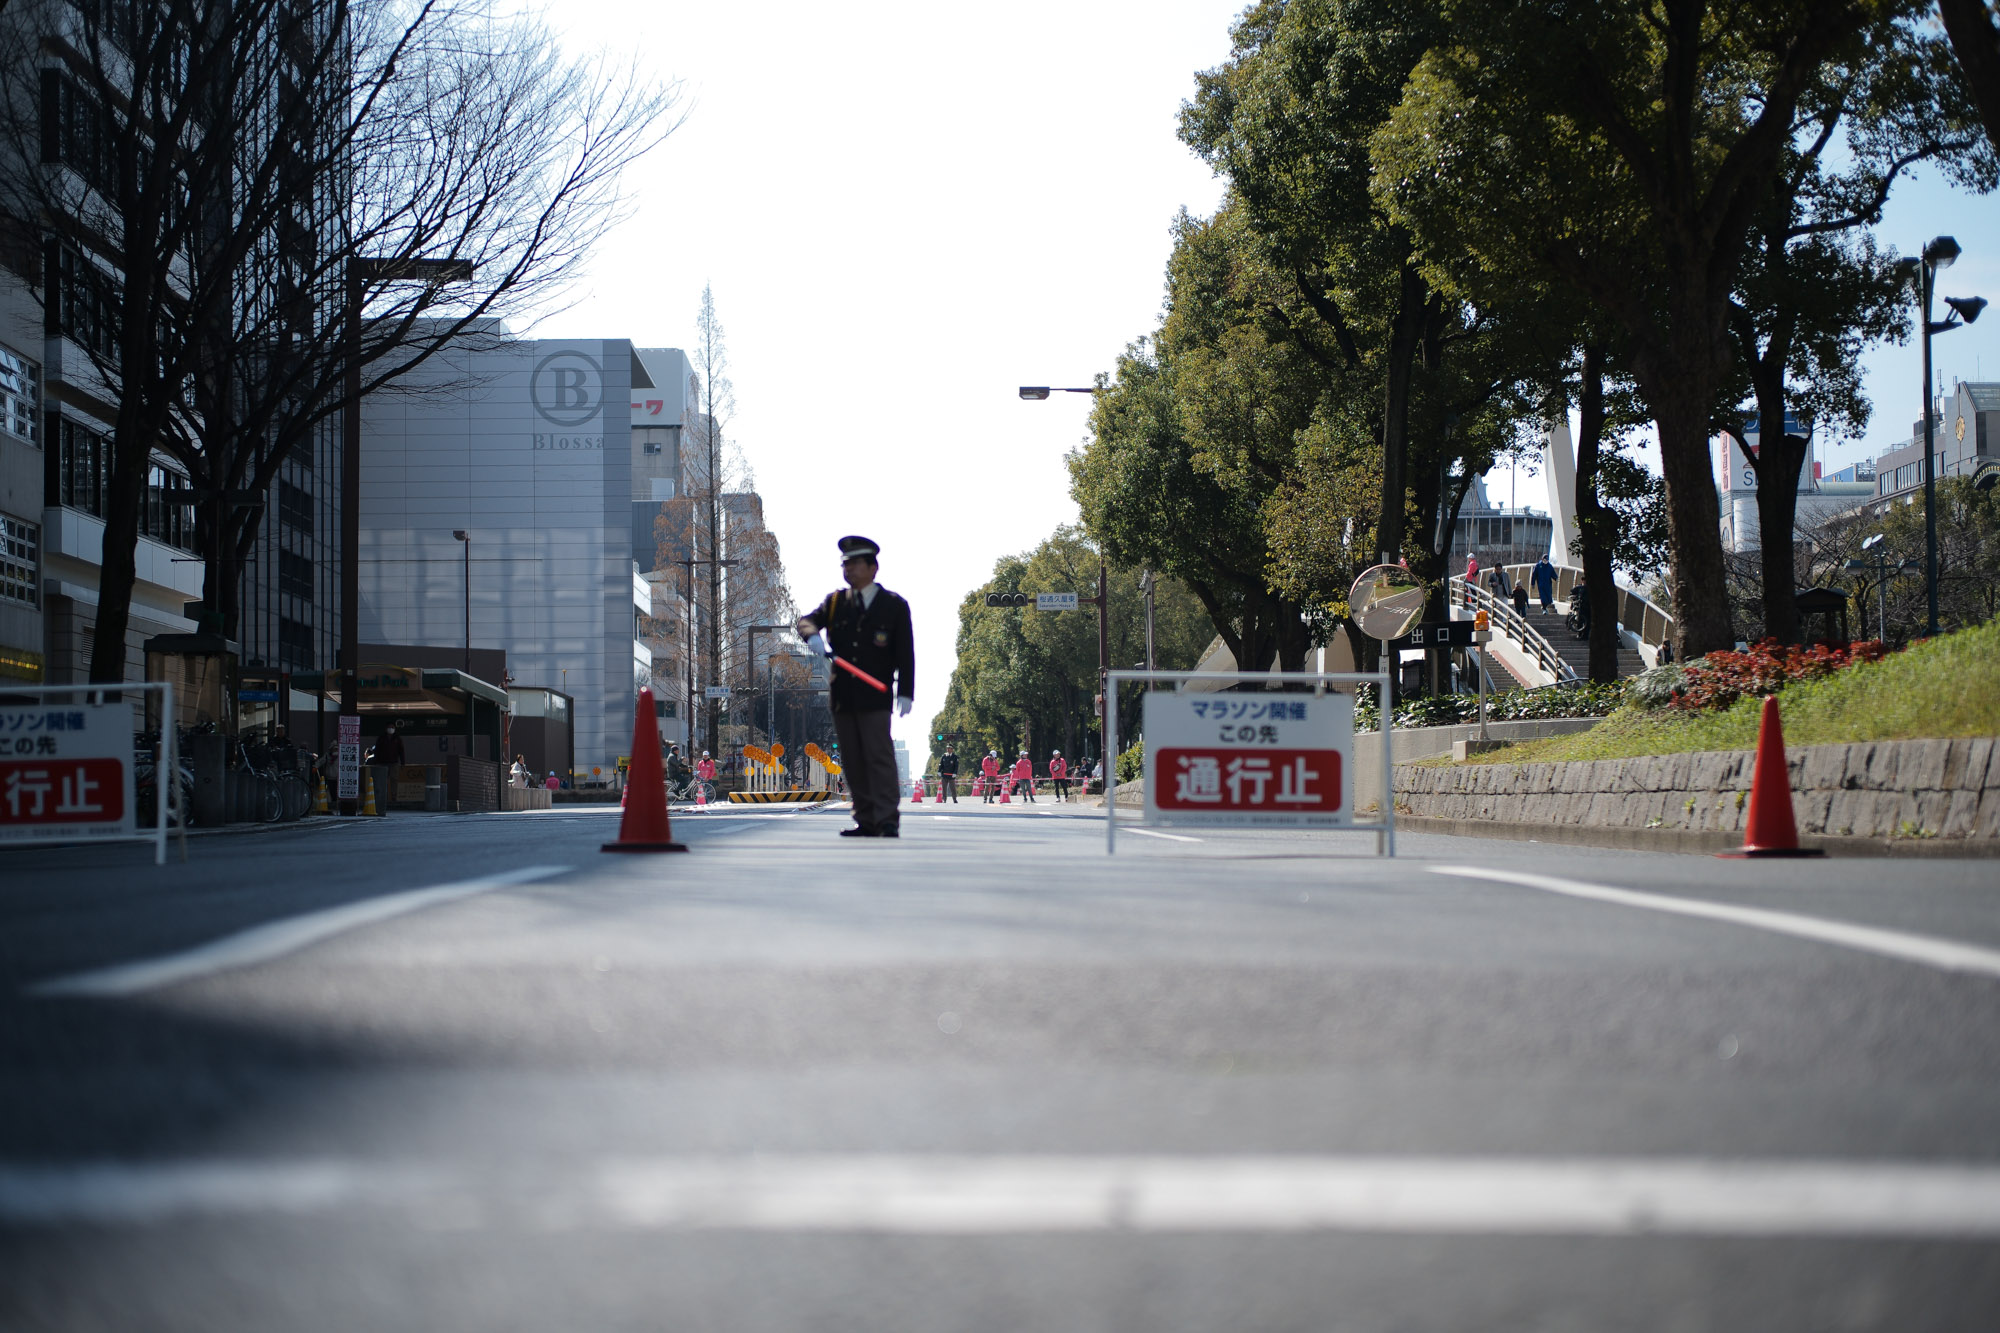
[3,799,1998,1330]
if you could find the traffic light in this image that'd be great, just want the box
[984,592,1031,607]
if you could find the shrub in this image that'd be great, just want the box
[1116,739,1145,784]
[1663,638,1891,713]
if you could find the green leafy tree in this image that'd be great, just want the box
[1375,0,1932,659]
[1180,0,1540,595]
[1071,338,1314,679]
[930,528,1213,769]
[1939,0,2000,152]
[1721,20,1991,642]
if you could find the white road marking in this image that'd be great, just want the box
[1431,866,2000,980]
[1125,828,1203,844]
[27,866,572,999]
[2,1155,1998,1236]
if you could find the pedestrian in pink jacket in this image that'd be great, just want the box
[1048,751,1069,802]
[1010,750,1036,802]
[981,751,1000,803]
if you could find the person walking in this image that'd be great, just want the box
[1011,749,1036,802]
[1511,580,1530,617]
[1532,555,1557,613]
[981,750,1000,803]
[509,755,529,788]
[795,535,916,838]
[937,744,960,803]
[1048,750,1069,802]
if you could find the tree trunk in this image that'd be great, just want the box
[1573,345,1623,682]
[1747,385,1809,644]
[1646,383,1736,659]
[1374,264,1426,563]
[86,420,154,682]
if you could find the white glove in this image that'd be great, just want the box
[796,617,817,641]
[896,696,913,718]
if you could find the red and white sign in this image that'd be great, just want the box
[1141,692,1353,828]
[0,702,135,843]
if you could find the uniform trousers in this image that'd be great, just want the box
[939,776,958,802]
[833,706,900,832]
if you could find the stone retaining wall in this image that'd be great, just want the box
[1394,736,2000,841]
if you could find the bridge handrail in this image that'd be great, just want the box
[1495,563,1676,656]
[1449,575,1576,684]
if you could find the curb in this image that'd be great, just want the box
[1397,814,2000,859]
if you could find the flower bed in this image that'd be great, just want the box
[1641,638,1891,713]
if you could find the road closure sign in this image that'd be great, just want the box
[0,701,135,843]
[1141,692,1353,828]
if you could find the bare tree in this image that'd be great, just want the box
[682,282,751,751]
[0,0,682,676]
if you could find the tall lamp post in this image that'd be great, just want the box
[452,530,471,671]
[1019,385,1112,762]
[1907,236,1987,637]
[745,623,793,747]
[340,257,475,815]
[678,555,738,753]
[1842,532,1921,643]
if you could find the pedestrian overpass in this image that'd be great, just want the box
[1450,565,1675,689]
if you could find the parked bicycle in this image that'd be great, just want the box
[131,730,193,827]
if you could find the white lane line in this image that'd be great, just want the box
[28,865,572,999]
[1431,866,2000,981]
[1125,828,1203,844]
[2,1156,1998,1236]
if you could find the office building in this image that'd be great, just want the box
[358,334,671,776]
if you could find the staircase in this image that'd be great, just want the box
[1520,602,1645,681]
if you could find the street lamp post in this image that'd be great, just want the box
[745,623,793,747]
[1910,236,1987,637]
[1842,533,1921,642]
[1019,385,1113,754]
[452,530,470,671]
[340,257,475,815]
[678,556,739,753]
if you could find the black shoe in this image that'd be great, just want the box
[839,826,879,838]
[879,826,899,838]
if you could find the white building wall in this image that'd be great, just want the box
[359,337,639,776]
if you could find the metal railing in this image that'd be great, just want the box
[1449,576,1575,685]
[1496,564,1676,659]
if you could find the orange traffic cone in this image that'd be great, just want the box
[1718,695,1822,859]
[911,777,924,803]
[603,688,687,853]
[998,780,1011,804]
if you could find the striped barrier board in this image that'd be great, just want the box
[726,790,834,804]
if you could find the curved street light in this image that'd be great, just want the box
[1912,235,1984,637]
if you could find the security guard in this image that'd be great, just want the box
[797,535,915,837]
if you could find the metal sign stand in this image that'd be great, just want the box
[1103,668,1394,858]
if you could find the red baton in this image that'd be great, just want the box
[829,654,890,694]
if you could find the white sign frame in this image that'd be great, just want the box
[0,681,179,865]
[704,685,732,700]
[1036,592,1080,611]
[1104,669,1393,858]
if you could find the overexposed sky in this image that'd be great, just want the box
[530,0,1999,738]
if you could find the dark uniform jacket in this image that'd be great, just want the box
[937,751,959,777]
[803,585,915,713]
